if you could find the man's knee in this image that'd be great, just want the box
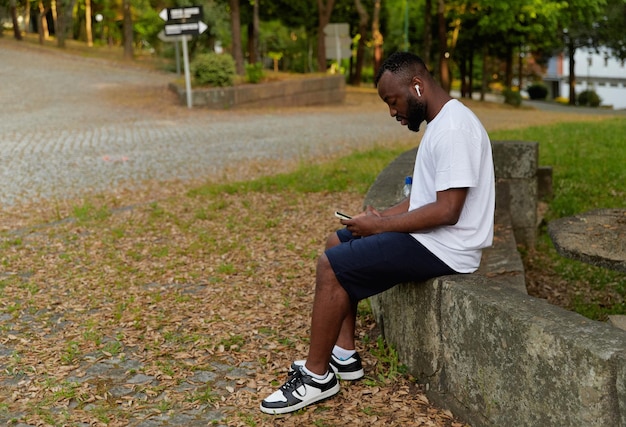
[325,230,340,250]
[316,253,340,285]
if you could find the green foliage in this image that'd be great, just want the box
[132,5,162,49]
[527,83,548,100]
[577,89,602,107]
[502,87,522,107]
[191,53,236,87]
[364,336,408,385]
[256,20,311,73]
[245,62,265,84]
[600,0,626,60]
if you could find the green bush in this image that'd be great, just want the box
[527,83,548,100]
[577,90,602,107]
[502,87,522,107]
[191,53,236,87]
[245,62,265,84]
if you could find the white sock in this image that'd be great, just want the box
[333,345,356,361]
[302,365,328,380]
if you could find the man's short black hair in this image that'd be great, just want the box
[374,52,428,87]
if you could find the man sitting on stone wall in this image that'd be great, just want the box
[260,51,495,415]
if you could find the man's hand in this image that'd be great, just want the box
[341,206,382,237]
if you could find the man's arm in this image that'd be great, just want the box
[342,188,468,237]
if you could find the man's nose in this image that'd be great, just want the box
[389,106,397,117]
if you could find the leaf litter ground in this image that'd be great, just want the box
[0,182,467,426]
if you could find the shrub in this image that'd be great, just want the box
[527,83,548,100]
[577,90,602,107]
[555,96,569,105]
[191,53,236,87]
[502,87,522,107]
[245,62,265,84]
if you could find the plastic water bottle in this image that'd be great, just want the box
[403,176,413,198]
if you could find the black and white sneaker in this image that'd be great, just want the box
[260,366,340,415]
[288,352,364,381]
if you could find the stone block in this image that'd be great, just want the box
[371,275,626,427]
[491,140,538,179]
[369,280,441,378]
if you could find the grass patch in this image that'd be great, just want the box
[188,145,410,197]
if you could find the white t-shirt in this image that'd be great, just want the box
[409,99,495,273]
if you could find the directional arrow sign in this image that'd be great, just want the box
[159,6,203,22]
[164,20,208,37]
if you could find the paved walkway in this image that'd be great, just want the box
[0,40,417,207]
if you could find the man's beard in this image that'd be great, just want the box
[407,97,427,132]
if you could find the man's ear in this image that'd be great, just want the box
[411,77,423,97]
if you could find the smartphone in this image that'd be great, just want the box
[334,211,352,220]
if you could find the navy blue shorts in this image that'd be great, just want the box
[325,228,457,303]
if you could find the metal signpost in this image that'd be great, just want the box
[159,6,208,109]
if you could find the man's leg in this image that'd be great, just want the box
[304,252,352,375]
[285,230,362,381]
[259,250,347,414]
[335,300,357,351]
[324,231,357,353]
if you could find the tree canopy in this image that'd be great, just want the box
[4,0,624,98]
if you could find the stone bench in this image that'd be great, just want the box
[365,141,626,426]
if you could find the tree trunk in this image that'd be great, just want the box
[247,0,260,64]
[437,0,450,92]
[25,0,30,33]
[316,0,336,72]
[568,41,576,105]
[253,0,259,63]
[517,46,523,90]
[50,0,57,32]
[55,0,75,48]
[56,0,65,47]
[229,0,245,75]
[468,49,474,99]
[504,45,513,87]
[37,1,49,44]
[351,0,369,86]
[10,0,22,40]
[247,0,259,64]
[85,0,93,47]
[423,0,432,68]
[372,0,383,79]
[480,45,488,101]
[122,0,133,60]
[459,56,467,98]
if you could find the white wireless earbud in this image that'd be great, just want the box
[415,85,422,97]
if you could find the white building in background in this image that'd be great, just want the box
[544,48,626,110]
